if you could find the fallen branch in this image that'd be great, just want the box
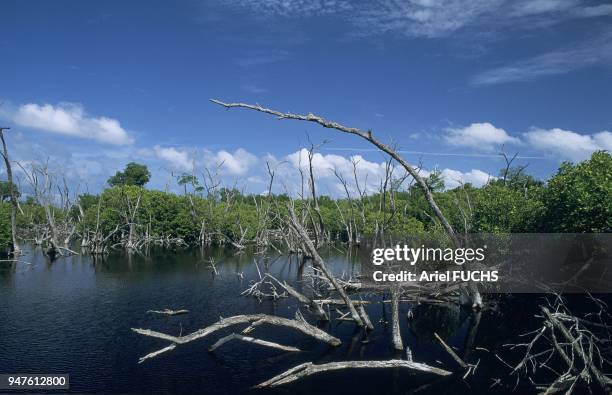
[208,333,300,353]
[542,306,612,389]
[138,344,176,364]
[132,313,340,362]
[255,360,451,388]
[313,299,369,306]
[434,332,468,370]
[147,309,189,316]
[265,274,328,320]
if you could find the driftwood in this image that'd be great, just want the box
[208,333,300,353]
[133,314,340,345]
[505,297,612,393]
[391,290,403,351]
[434,332,468,369]
[147,309,189,316]
[255,360,452,388]
[132,313,340,363]
[265,274,328,320]
[138,344,176,364]
[313,299,369,306]
[541,306,612,389]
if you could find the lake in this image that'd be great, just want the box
[0,245,566,394]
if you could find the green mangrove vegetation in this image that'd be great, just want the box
[1,150,609,256]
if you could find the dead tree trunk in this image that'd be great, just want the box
[0,127,20,256]
[306,143,326,246]
[287,204,373,329]
[391,289,403,351]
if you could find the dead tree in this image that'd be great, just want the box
[286,204,373,329]
[17,160,65,256]
[306,142,327,247]
[391,288,403,351]
[506,296,612,393]
[210,99,482,307]
[0,127,20,256]
[332,167,356,243]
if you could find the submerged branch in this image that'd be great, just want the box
[255,360,452,388]
[208,333,300,353]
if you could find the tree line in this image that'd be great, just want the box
[0,150,609,256]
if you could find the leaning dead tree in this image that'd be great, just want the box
[286,203,374,329]
[0,127,20,256]
[210,99,482,307]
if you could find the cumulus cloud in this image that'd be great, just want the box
[440,168,493,189]
[11,102,134,145]
[153,145,192,171]
[524,128,612,161]
[204,148,258,176]
[444,122,520,151]
[285,148,386,184]
[150,146,259,176]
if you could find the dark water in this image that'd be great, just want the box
[0,245,583,394]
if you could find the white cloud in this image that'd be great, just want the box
[220,0,610,39]
[204,148,258,176]
[510,0,578,16]
[575,4,612,17]
[286,148,385,178]
[11,103,134,145]
[353,0,501,38]
[153,145,192,171]
[222,0,352,17]
[472,34,612,85]
[441,168,493,189]
[524,128,612,161]
[284,148,390,194]
[444,122,520,151]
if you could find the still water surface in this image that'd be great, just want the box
[0,245,546,394]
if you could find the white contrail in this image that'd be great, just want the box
[323,147,547,160]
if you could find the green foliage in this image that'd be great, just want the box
[0,203,12,255]
[0,180,20,202]
[542,151,612,232]
[470,183,545,233]
[107,162,151,187]
[10,152,611,250]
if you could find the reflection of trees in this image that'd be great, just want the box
[410,304,461,342]
[0,260,16,286]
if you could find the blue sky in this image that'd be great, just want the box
[1,0,611,195]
